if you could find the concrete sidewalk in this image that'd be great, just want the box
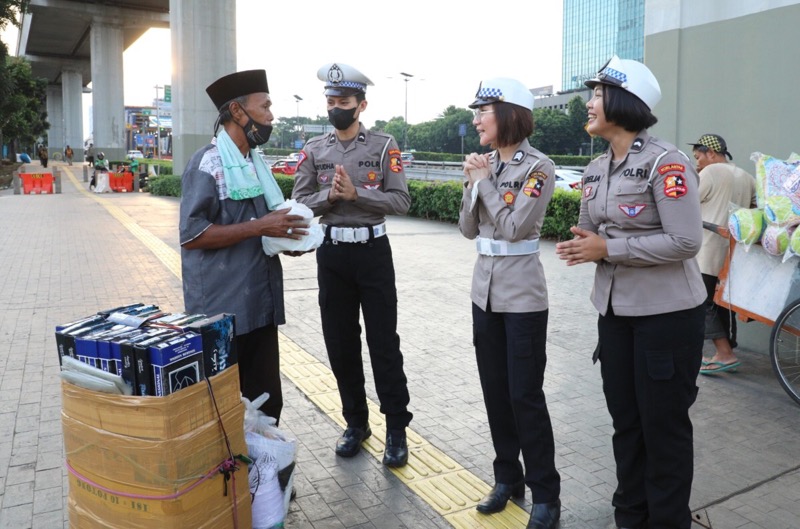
[0,161,798,529]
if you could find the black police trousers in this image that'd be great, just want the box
[597,304,703,529]
[472,304,560,503]
[237,324,282,425]
[316,235,412,431]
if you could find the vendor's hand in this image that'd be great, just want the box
[554,226,608,266]
[253,208,310,239]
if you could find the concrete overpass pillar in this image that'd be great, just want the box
[46,85,64,155]
[170,0,236,175]
[62,69,85,164]
[90,21,125,162]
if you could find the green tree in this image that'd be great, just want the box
[0,1,30,158]
[405,106,482,155]
[1,56,49,160]
[0,0,27,28]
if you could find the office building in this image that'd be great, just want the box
[562,0,645,92]
[647,0,799,161]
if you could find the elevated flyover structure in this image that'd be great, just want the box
[16,0,236,169]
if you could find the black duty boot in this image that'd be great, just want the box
[382,429,408,467]
[526,499,561,529]
[335,426,372,457]
[476,481,525,514]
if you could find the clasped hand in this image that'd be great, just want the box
[554,226,608,266]
[328,164,357,203]
[463,153,490,188]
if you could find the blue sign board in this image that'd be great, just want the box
[459,124,467,137]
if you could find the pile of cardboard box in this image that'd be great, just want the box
[56,304,250,528]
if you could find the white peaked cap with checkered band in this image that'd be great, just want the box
[469,78,534,111]
[317,63,374,97]
[585,55,662,110]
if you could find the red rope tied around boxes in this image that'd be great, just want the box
[205,375,246,529]
[65,373,249,528]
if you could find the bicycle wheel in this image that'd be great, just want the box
[770,298,800,406]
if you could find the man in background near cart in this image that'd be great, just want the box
[689,134,757,375]
[179,69,309,424]
[292,62,413,467]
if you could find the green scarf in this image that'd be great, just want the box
[216,129,284,209]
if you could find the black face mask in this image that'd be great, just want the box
[327,107,358,130]
[240,109,273,148]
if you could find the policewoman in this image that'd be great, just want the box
[292,63,413,468]
[555,57,706,529]
[459,78,561,529]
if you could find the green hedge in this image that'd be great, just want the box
[148,175,182,197]
[149,174,581,241]
[407,180,581,240]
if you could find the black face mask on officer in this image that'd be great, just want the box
[239,108,273,148]
[327,106,358,131]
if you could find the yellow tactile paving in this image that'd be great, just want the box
[62,168,182,279]
[447,505,530,529]
[62,163,526,527]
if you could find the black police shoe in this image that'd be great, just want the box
[334,426,372,457]
[382,429,408,467]
[476,481,525,514]
[526,499,561,529]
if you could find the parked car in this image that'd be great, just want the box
[127,150,144,160]
[271,159,298,175]
[400,152,414,167]
[554,168,583,191]
[286,152,302,161]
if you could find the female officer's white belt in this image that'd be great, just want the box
[324,223,387,243]
[476,237,539,256]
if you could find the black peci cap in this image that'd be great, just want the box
[206,69,269,110]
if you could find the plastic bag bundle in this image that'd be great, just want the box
[762,224,795,256]
[261,199,325,256]
[728,207,765,246]
[764,195,800,227]
[249,452,284,529]
[751,151,800,217]
[242,394,298,525]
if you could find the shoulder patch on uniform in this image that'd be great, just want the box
[296,150,308,168]
[388,150,403,173]
[526,170,548,180]
[663,174,688,198]
[522,176,544,197]
[658,163,685,175]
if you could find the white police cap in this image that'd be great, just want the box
[469,77,534,111]
[584,55,662,110]
[317,63,374,96]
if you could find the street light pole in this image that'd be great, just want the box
[154,85,162,160]
[400,72,413,151]
[293,94,303,149]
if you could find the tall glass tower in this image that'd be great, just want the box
[562,0,645,91]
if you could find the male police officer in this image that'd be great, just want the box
[292,63,412,467]
[689,134,756,375]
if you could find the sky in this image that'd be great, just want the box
[2,0,564,135]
